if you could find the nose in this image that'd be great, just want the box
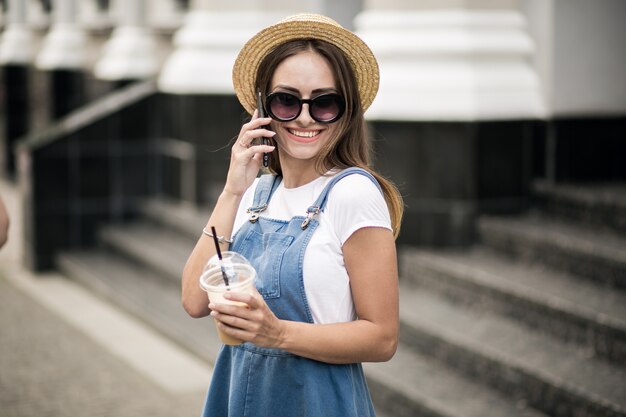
[296,103,315,125]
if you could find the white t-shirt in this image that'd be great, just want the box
[232,169,392,324]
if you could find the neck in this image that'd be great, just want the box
[280,159,323,189]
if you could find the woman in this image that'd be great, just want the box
[182,14,403,417]
[0,196,9,249]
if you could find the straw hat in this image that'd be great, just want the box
[232,13,379,115]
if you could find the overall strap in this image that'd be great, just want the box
[247,174,282,222]
[300,167,382,230]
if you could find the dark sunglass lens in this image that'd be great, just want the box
[269,93,300,120]
[311,95,342,122]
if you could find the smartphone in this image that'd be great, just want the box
[257,90,270,168]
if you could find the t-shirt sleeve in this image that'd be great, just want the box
[325,174,392,246]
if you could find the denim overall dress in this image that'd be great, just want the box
[201,167,380,417]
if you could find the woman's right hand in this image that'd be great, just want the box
[223,110,276,197]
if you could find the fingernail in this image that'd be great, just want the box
[208,303,215,309]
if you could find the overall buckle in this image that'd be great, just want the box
[247,204,267,223]
[301,206,320,230]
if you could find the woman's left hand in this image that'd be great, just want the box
[209,289,285,349]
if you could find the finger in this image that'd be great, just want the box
[249,144,276,154]
[232,148,274,168]
[238,288,266,311]
[208,302,249,315]
[210,298,259,318]
[211,310,250,328]
[241,116,271,135]
[234,146,275,164]
[237,128,275,149]
[245,128,276,142]
[223,291,257,306]
[216,321,253,342]
[247,116,272,129]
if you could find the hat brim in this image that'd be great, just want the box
[232,16,379,115]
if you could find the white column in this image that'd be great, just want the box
[36,0,88,70]
[523,0,626,117]
[355,0,545,121]
[0,0,39,64]
[78,0,113,31]
[26,0,51,30]
[158,0,321,94]
[148,0,186,32]
[317,0,362,30]
[94,0,160,80]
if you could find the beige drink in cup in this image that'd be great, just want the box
[199,252,256,346]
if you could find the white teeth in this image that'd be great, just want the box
[289,129,319,138]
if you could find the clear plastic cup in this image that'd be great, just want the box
[199,252,256,346]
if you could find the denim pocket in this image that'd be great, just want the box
[241,230,294,299]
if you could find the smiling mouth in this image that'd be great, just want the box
[287,128,321,140]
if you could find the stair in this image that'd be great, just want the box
[532,180,626,234]
[478,213,626,289]
[365,344,549,417]
[398,181,626,417]
[56,249,220,361]
[397,282,625,417]
[55,181,626,417]
[400,247,626,364]
[56,199,222,363]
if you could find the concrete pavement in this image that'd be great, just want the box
[0,178,212,417]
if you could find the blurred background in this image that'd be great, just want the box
[0,1,624,416]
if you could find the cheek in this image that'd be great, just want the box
[324,126,340,144]
[271,133,291,155]
[269,123,283,144]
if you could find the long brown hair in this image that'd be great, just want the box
[255,40,404,238]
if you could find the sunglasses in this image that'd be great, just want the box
[264,92,345,124]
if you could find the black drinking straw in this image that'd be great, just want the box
[210,226,230,286]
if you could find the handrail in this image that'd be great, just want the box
[17,80,161,271]
[16,81,157,152]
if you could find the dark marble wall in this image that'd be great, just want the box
[1,65,118,180]
[0,65,31,180]
[371,120,536,246]
[17,84,250,270]
[550,117,626,181]
[49,70,87,119]
[371,116,626,246]
[160,94,247,205]
[18,83,159,270]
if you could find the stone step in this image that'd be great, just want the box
[56,249,221,362]
[399,283,626,417]
[139,198,209,240]
[365,344,549,417]
[478,213,626,288]
[532,180,626,234]
[98,221,196,285]
[399,246,626,364]
[55,246,550,417]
